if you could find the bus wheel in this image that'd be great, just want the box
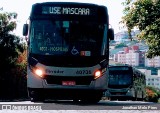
[81,92,103,104]
[80,96,101,104]
[28,90,44,102]
[73,99,80,103]
[31,97,44,102]
[132,92,137,101]
[132,96,137,101]
[110,97,116,101]
[131,97,135,101]
[140,91,144,101]
[118,98,126,101]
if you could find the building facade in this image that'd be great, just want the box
[114,45,145,67]
[138,69,160,89]
[145,56,160,67]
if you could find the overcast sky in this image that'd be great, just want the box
[0,0,125,36]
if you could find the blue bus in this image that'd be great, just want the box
[23,2,114,103]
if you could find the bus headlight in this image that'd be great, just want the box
[127,89,132,93]
[34,68,44,78]
[94,70,102,79]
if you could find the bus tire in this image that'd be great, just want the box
[141,91,145,101]
[132,92,137,101]
[28,89,44,102]
[80,93,102,104]
[118,98,126,101]
[110,97,117,101]
[31,97,44,102]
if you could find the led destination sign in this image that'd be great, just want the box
[42,6,90,15]
[109,67,129,71]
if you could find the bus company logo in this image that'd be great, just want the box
[46,69,64,74]
[2,105,11,110]
[2,105,42,110]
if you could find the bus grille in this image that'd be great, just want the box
[45,76,94,85]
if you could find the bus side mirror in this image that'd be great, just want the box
[23,24,28,36]
[108,28,114,40]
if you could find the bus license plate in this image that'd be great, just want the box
[116,93,121,95]
[62,81,76,85]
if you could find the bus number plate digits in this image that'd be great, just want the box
[76,70,91,74]
[62,81,76,85]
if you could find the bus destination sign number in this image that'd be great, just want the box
[42,6,90,15]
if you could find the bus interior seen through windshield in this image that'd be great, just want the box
[30,20,104,56]
[108,66,133,88]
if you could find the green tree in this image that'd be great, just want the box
[121,0,160,58]
[146,86,160,102]
[0,12,22,65]
[0,12,26,99]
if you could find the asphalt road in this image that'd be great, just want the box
[0,100,159,111]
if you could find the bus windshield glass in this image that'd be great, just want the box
[108,73,132,85]
[108,68,132,86]
[29,20,104,56]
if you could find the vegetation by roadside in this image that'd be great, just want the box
[0,12,27,100]
[145,86,160,103]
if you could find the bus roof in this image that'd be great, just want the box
[32,2,106,8]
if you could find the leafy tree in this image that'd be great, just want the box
[0,12,22,65]
[0,12,26,99]
[11,49,28,99]
[121,0,160,58]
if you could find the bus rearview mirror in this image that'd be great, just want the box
[23,24,28,36]
[108,28,114,40]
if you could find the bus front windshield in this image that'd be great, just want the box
[29,20,105,56]
[108,72,132,86]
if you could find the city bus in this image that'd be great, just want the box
[105,65,146,101]
[23,2,114,102]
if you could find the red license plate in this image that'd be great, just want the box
[62,81,76,85]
